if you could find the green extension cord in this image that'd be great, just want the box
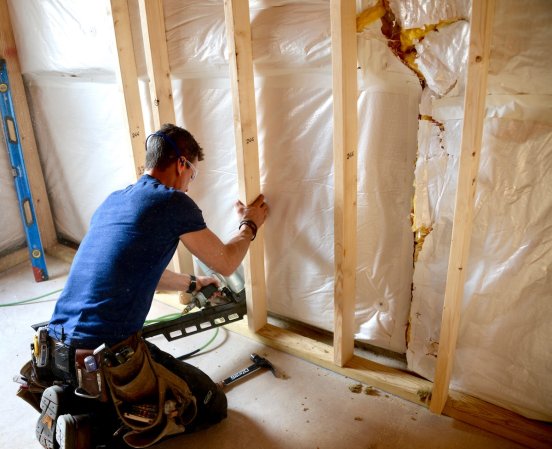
[0,288,62,307]
[143,312,182,325]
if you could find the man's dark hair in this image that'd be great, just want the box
[145,123,204,170]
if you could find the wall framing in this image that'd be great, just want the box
[223,0,268,332]
[137,0,194,280]
[331,0,358,368]
[430,0,496,414]
[110,0,146,180]
[111,1,551,447]
[31,1,552,448]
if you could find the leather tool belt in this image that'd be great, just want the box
[101,335,197,448]
[23,331,197,447]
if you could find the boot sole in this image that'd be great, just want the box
[36,386,65,449]
[56,414,92,449]
[55,415,76,449]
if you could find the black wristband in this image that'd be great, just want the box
[186,274,197,293]
[239,220,258,241]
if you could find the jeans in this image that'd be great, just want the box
[145,341,228,433]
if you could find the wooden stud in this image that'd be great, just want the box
[110,0,146,180]
[430,0,496,414]
[330,0,358,367]
[223,0,267,332]
[0,0,57,250]
[138,0,193,277]
[138,0,175,128]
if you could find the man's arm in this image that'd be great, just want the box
[180,194,268,276]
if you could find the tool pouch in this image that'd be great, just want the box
[74,349,108,402]
[103,336,197,448]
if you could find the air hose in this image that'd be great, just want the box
[0,288,62,307]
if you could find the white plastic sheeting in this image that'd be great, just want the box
[6,0,135,243]
[388,0,469,29]
[24,74,137,242]
[6,0,419,353]
[0,135,25,253]
[408,0,552,421]
[167,0,420,352]
[4,0,550,422]
[7,0,118,74]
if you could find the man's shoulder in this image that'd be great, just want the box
[127,175,175,202]
[132,175,200,210]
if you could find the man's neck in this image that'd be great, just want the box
[144,168,179,189]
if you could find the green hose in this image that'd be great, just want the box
[0,288,63,307]
[143,312,182,325]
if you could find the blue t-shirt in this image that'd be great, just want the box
[49,174,206,348]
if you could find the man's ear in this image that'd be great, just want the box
[176,157,185,175]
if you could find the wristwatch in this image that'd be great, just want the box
[186,274,197,294]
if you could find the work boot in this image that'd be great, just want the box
[36,385,67,449]
[55,414,92,449]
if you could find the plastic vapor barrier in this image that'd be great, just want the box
[3,0,551,421]
[407,0,552,421]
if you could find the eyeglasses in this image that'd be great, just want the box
[146,132,199,180]
[184,157,198,180]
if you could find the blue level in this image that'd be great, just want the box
[0,59,48,282]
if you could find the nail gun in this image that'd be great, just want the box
[141,265,247,342]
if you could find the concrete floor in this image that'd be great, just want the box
[0,255,526,449]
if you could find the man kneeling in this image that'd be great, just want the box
[19,124,268,448]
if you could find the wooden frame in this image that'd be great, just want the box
[223,0,267,332]
[331,0,358,367]
[137,0,194,277]
[210,2,550,447]
[138,0,175,130]
[110,0,146,180]
[430,0,496,414]
[0,247,28,273]
[38,1,552,448]
[115,1,551,447]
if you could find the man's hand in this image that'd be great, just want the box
[194,275,220,294]
[235,194,269,229]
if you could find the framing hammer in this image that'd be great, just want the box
[220,353,280,389]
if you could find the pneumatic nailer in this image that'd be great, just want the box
[141,265,246,342]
